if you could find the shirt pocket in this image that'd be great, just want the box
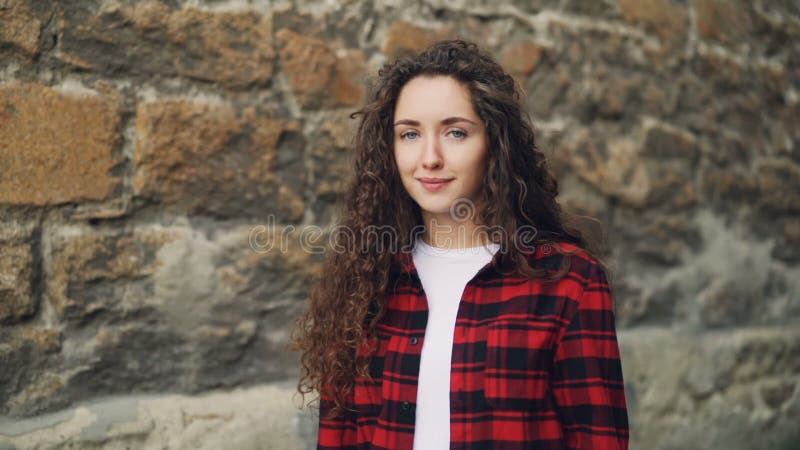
[484,319,556,411]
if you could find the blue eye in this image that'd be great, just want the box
[450,129,467,139]
[401,131,419,140]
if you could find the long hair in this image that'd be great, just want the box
[289,39,605,417]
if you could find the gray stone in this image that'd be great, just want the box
[3,222,319,418]
[757,158,800,214]
[56,3,275,89]
[0,222,36,323]
[0,383,315,450]
[619,327,800,450]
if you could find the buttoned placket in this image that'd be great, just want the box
[399,253,498,449]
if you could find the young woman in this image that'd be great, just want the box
[291,39,629,450]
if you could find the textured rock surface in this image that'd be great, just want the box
[56,1,275,89]
[0,221,322,419]
[0,82,121,205]
[134,100,305,220]
[0,222,37,322]
[0,0,48,58]
[0,383,317,450]
[0,1,798,449]
[620,328,800,450]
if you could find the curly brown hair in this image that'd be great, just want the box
[289,39,605,418]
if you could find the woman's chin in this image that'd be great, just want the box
[415,201,458,218]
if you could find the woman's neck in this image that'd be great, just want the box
[420,211,491,249]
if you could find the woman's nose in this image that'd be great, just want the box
[421,136,443,170]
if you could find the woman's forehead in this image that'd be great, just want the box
[394,76,478,122]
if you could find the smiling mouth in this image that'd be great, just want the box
[418,178,453,191]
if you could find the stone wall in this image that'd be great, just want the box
[1,0,798,449]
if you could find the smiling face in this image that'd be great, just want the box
[392,75,489,223]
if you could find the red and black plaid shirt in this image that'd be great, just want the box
[317,242,629,449]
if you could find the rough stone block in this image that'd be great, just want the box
[617,0,689,46]
[500,41,544,78]
[57,2,275,89]
[47,227,180,321]
[563,125,696,210]
[695,0,757,46]
[382,20,450,59]
[276,28,366,109]
[0,0,45,57]
[0,222,35,323]
[0,82,121,205]
[308,111,356,223]
[0,326,64,417]
[134,100,305,220]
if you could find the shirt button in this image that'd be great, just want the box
[410,337,419,345]
[401,401,411,410]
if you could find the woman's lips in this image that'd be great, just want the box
[418,178,453,192]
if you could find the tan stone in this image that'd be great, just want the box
[131,0,170,30]
[276,29,365,108]
[617,0,688,45]
[334,49,367,106]
[500,41,544,77]
[0,0,43,57]
[382,21,449,59]
[276,29,335,106]
[0,82,121,205]
[134,100,304,219]
[56,52,94,70]
[695,0,755,44]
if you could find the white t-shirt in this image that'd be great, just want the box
[411,238,501,450]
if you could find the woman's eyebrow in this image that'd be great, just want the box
[393,117,478,127]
